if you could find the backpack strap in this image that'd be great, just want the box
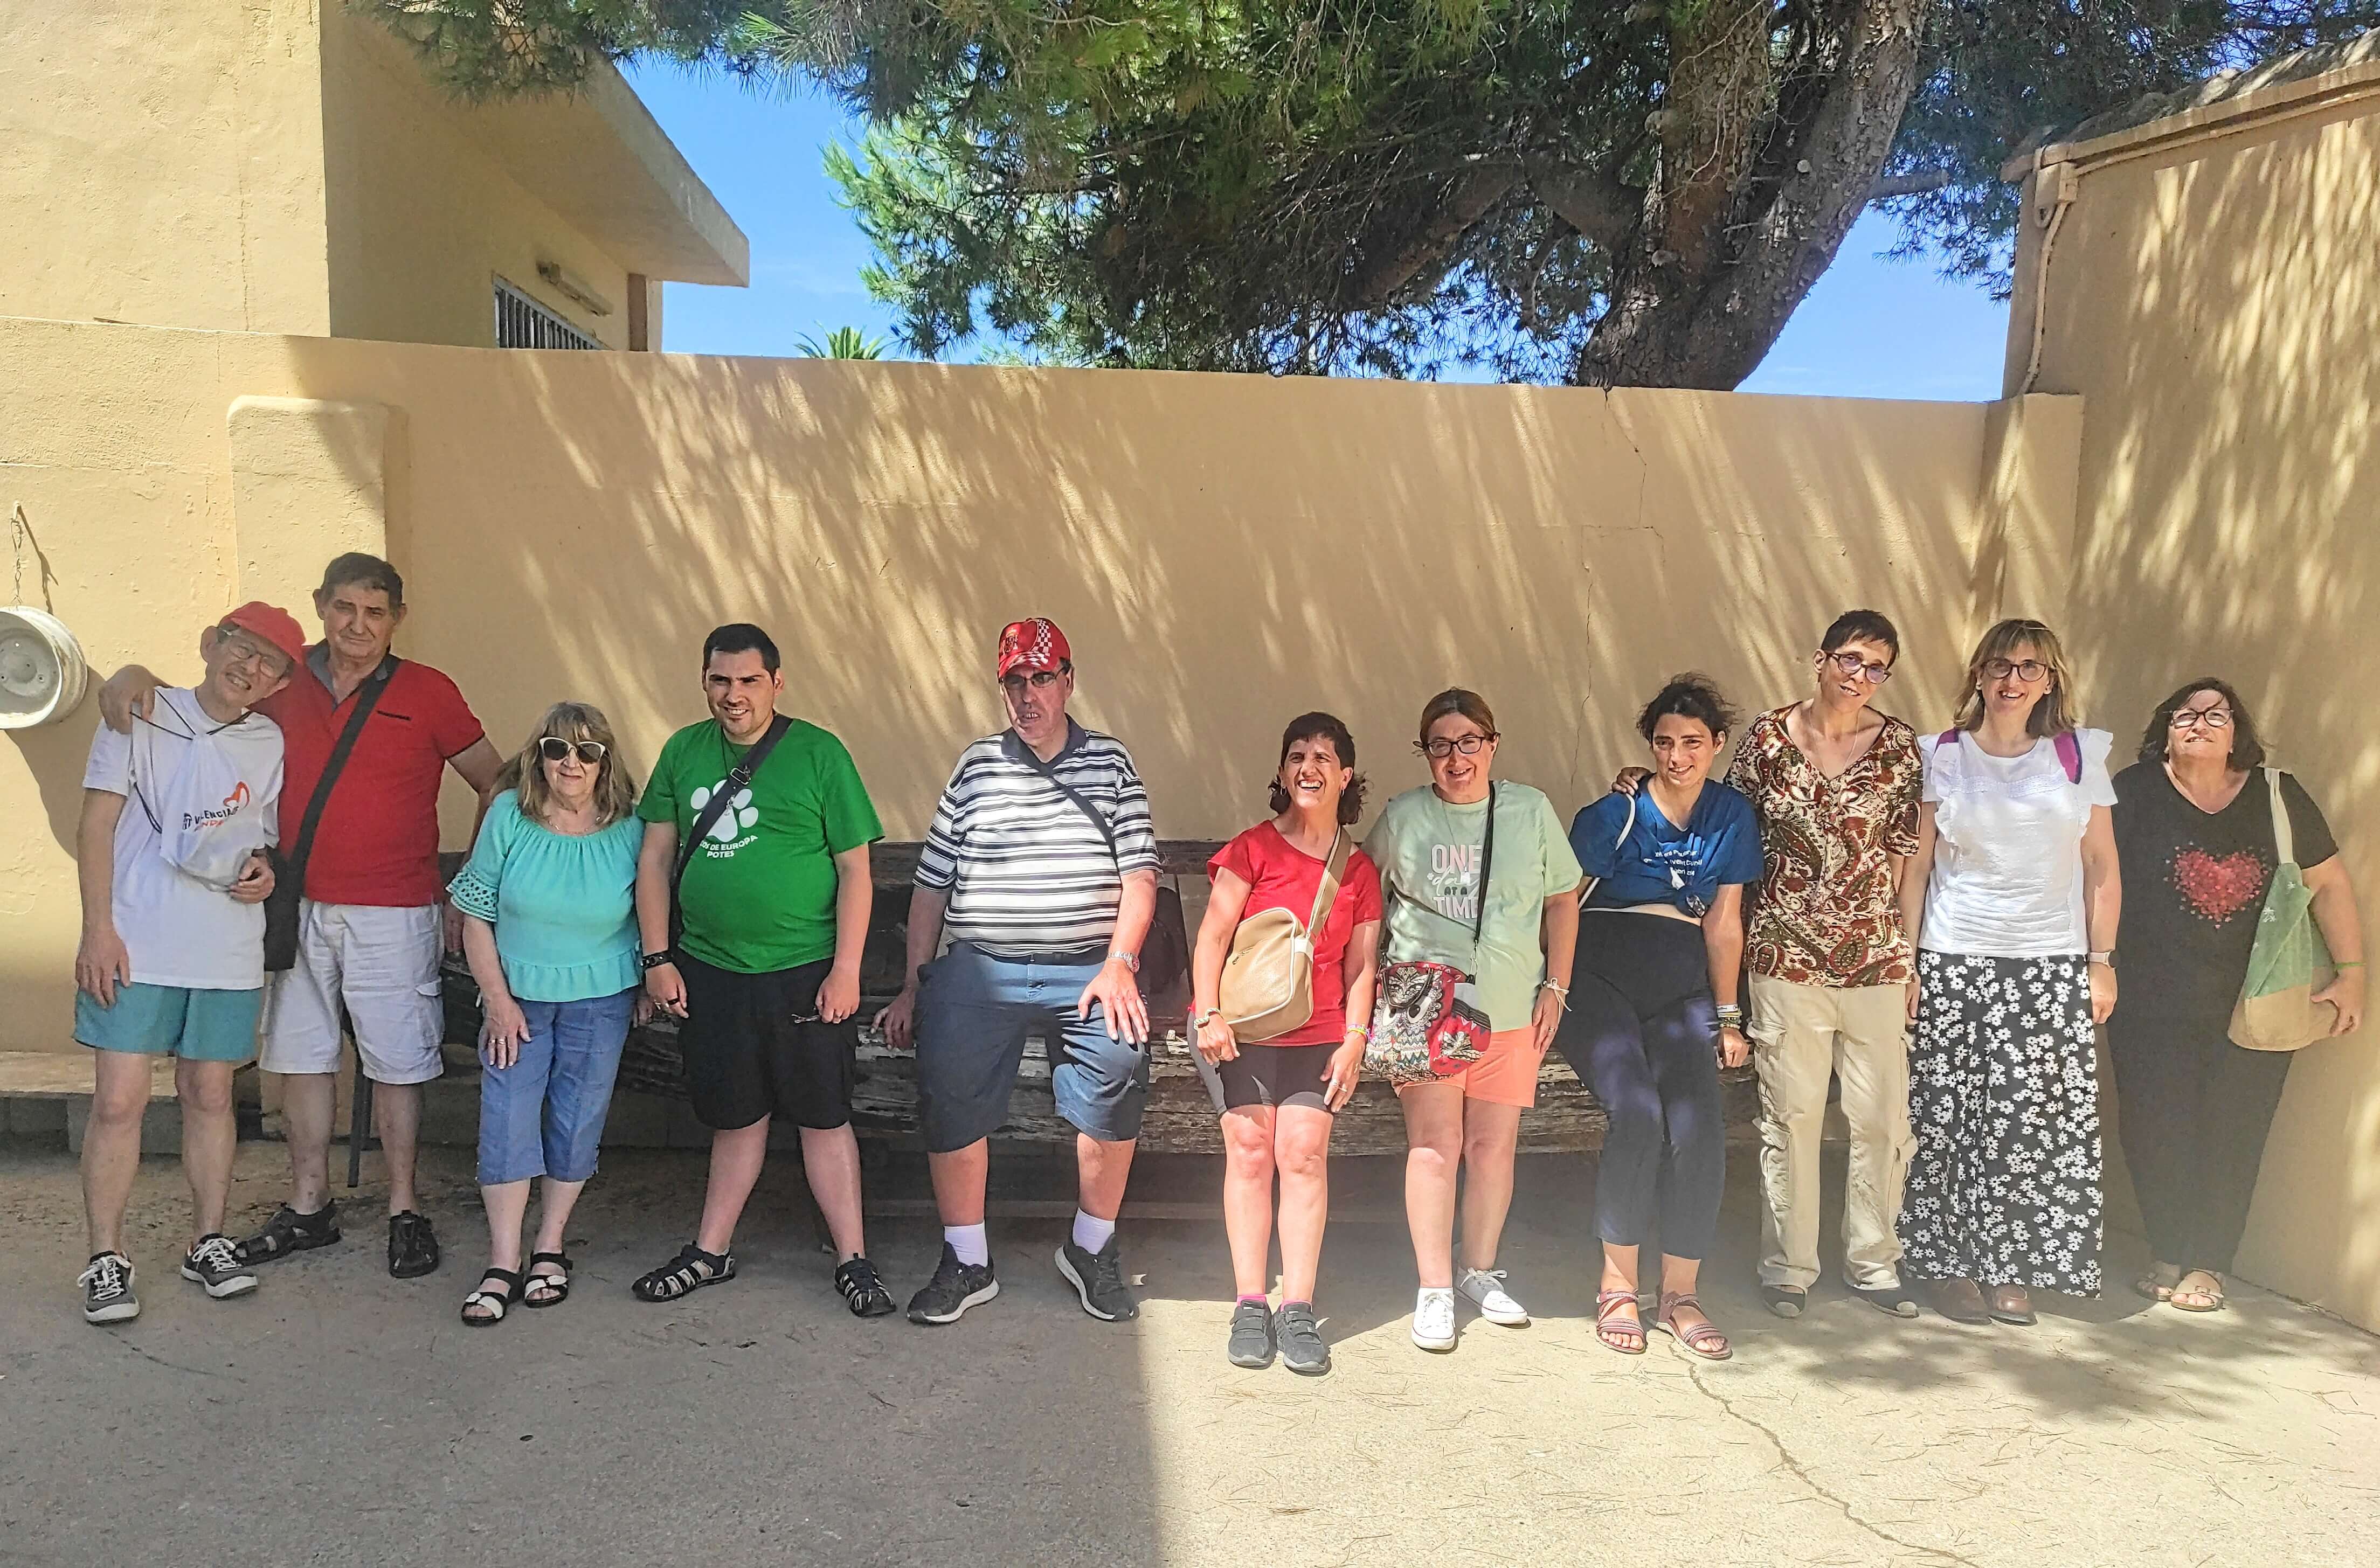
[2054,730,2082,785]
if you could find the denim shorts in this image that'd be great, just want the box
[914,942,1150,1153]
[75,983,262,1063]
[477,989,635,1185]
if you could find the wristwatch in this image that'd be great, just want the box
[640,950,676,971]
[1108,949,1140,973]
[2088,950,2115,969]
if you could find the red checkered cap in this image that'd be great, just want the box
[995,618,1071,679]
[220,601,309,668]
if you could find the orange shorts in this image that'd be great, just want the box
[1394,1027,1546,1108]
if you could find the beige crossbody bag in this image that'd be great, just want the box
[1219,831,1352,1042]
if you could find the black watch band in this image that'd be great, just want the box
[640,950,676,971]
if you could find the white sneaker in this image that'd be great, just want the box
[1412,1288,1457,1351]
[1457,1266,1530,1326]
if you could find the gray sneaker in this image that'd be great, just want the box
[1277,1302,1330,1375]
[80,1252,140,1324]
[181,1233,258,1300]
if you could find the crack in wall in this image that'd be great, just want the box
[1681,1359,1982,1567]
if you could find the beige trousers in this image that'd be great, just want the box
[1747,975,1914,1291]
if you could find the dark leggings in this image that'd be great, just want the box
[1555,911,1725,1260]
[2107,1010,2293,1275]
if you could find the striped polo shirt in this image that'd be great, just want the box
[916,720,1160,959]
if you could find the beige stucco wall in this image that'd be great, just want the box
[0,312,2074,1062]
[0,0,331,334]
[2011,82,2380,1327]
[317,6,631,349]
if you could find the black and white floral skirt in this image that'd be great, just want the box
[1898,951,2103,1295]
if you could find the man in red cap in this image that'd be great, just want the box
[881,617,1163,1324]
[73,603,305,1323]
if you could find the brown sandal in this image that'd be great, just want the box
[1595,1289,1647,1355]
[1655,1292,1732,1361]
[2169,1271,2226,1313]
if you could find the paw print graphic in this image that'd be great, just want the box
[691,783,759,843]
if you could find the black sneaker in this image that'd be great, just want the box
[80,1252,139,1325]
[1277,1301,1330,1375]
[1226,1300,1275,1368]
[181,1233,258,1299]
[1055,1236,1139,1322]
[907,1244,999,1325]
[388,1211,441,1279]
[1853,1282,1921,1319]
[835,1256,897,1317]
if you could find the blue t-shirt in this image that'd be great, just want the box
[1571,783,1763,916]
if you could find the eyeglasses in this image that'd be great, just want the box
[2171,707,2234,730]
[1981,658,2052,683]
[1825,650,1893,685]
[1000,670,1064,695]
[1420,734,1495,759]
[538,737,607,765]
[214,628,292,682]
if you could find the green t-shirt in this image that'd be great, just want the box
[1362,781,1585,1031]
[639,717,884,974]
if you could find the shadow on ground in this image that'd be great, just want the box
[4,1139,2377,1567]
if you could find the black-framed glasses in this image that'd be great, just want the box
[1000,670,1064,696]
[1982,657,2051,683]
[1420,734,1495,760]
[2171,707,2234,730]
[538,736,607,765]
[1825,650,1893,685]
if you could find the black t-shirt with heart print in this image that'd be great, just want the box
[2111,760,2338,1022]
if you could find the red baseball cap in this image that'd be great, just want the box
[996,618,1071,679]
[220,601,309,669]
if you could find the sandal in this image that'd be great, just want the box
[1595,1289,1647,1355]
[632,1243,736,1303]
[2169,1270,2226,1313]
[2133,1263,2181,1303]
[1655,1292,1733,1361]
[461,1267,523,1327]
[523,1251,572,1308]
[232,1203,341,1267]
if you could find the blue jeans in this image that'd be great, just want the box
[913,942,1149,1152]
[477,990,635,1185]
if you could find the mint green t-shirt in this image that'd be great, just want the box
[1362,781,1585,1031]
[639,718,884,975]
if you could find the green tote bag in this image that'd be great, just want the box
[2229,768,2336,1052]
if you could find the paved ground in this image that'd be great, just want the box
[4,1136,2378,1568]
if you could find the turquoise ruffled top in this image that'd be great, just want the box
[446,791,642,1002]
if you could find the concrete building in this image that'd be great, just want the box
[0,0,747,349]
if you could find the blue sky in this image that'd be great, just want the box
[627,64,2013,401]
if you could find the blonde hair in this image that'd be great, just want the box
[1953,619,2080,737]
[498,701,638,827]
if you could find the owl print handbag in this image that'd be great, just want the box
[669,713,793,953]
[1366,786,1498,1084]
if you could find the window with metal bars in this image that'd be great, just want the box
[493,277,600,350]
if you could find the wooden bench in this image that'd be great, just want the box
[435,842,1755,1154]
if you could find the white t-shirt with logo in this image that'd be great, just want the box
[1919,727,2117,958]
[82,688,286,990]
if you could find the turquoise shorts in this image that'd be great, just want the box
[75,983,263,1064]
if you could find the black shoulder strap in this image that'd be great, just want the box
[1471,782,1497,947]
[285,658,398,885]
[1005,727,1119,861]
[673,714,793,892]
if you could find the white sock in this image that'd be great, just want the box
[945,1224,989,1268]
[1071,1210,1116,1253]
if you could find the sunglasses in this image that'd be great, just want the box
[1000,669,1064,695]
[538,737,607,766]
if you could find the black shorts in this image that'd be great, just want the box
[1199,1043,1336,1114]
[676,955,856,1132]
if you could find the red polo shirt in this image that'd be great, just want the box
[257,649,485,907]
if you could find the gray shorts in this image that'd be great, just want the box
[913,942,1149,1152]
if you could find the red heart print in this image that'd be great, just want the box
[2171,848,2266,925]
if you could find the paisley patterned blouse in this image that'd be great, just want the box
[1723,705,1924,987]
